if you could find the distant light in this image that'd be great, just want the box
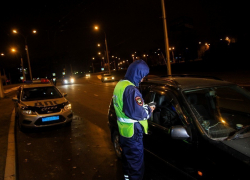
[94,26,99,30]
[198,171,203,176]
[199,42,201,44]
[158,48,160,50]
[13,30,17,33]
[33,30,37,33]
[0,53,4,56]
[92,57,95,60]
[11,48,16,52]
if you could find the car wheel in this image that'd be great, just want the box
[16,115,26,132]
[65,120,72,127]
[112,131,122,159]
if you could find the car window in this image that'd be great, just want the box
[152,91,181,127]
[139,83,152,101]
[21,86,62,101]
[184,85,250,140]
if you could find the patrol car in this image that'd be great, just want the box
[108,75,250,179]
[12,79,73,131]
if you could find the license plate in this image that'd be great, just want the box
[42,116,59,122]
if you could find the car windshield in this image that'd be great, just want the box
[184,85,250,140]
[22,86,62,101]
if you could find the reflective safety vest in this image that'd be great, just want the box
[113,80,148,138]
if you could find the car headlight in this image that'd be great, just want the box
[112,77,114,79]
[21,110,36,115]
[70,78,75,83]
[64,80,68,84]
[64,103,72,111]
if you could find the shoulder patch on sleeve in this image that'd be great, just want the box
[135,96,143,106]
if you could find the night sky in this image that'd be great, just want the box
[0,0,247,81]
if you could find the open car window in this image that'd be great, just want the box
[184,85,250,140]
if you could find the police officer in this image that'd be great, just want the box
[113,59,155,180]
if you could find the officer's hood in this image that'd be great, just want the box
[124,60,149,87]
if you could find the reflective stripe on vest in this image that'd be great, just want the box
[113,80,148,138]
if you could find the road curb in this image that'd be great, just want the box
[4,109,16,180]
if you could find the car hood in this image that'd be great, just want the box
[20,98,68,107]
[222,136,250,160]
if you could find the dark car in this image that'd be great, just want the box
[107,75,250,179]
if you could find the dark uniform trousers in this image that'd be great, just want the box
[119,122,144,180]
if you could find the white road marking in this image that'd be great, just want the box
[4,109,16,180]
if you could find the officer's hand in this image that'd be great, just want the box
[150,106,155,112]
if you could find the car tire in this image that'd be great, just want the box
[16,114,26,132]
[112,130,122,159]
[65,120,72,127]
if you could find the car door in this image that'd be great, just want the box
[143,89,201,177]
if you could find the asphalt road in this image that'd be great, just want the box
[6,73,250,180]
[15,75,190,180]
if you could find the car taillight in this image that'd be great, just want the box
[41,79,50,83]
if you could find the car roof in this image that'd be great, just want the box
[145,76,234,90]
[22,83,54,89]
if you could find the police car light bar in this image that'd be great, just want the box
[24,79,50,84]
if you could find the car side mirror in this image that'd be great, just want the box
[171,125,190,140]
[12,97,18,102]
[62,93,67,97]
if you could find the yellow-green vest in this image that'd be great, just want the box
[113,80,148,138]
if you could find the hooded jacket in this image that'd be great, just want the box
[122,60,151,120]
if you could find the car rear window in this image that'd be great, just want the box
[22,86,62,101]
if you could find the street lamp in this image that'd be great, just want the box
[0,53,5,98]
[11,48,26,81]
[169,47,175,63]
[94,26,111,74]
[12,29,36,80]
[161,0,171,75]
